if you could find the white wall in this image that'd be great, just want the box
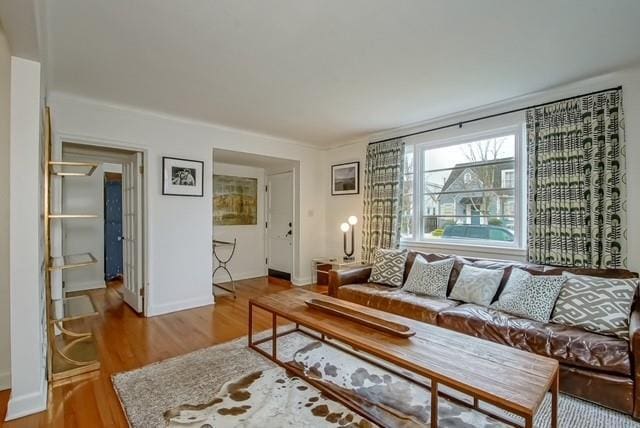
[48,92,327,316]
[325,64,640,270]
[0,24,11,391]
[7,57,47,420]
[213,162,267,283]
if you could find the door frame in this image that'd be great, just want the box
[53,132,151,316]
[265,170,295,281]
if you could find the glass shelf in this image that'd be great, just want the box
[48,213,98,219]
[49,252,97,271]
[51,334,100,381]
[50,295,98,322]
[49,161,98,177]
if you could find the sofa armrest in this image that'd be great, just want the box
[328,265,372,297]
[630,305,640,353]
[629,302,640,418]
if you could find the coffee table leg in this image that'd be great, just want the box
[431,380,438,427]
[525,415,533,428]
[551,369,559,428]
[272,312,277,361]
[248,302,253,346]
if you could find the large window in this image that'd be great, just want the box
[402,128,524,248]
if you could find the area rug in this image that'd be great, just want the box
[112,329,640,427]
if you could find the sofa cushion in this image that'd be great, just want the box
[551,272,639,340]
[491,268,566,322]
[337,283,460,325]
[404,252,473,295]
[437,303,631,376]
[401,256,455,297]
[449,265,504,306]
[369,248,408,287]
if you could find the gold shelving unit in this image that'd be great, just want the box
[47,214,98,219]
[49,252,98,271]
[44,107,102,383]
[48,161,98,177]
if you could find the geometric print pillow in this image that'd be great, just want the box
[401,256,455,298]
[551,272,639,340]
[368,248,408,287]
[491,268,566,323]
[449,265,504,306]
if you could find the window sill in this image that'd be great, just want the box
[400,239,527,260]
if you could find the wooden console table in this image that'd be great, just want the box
[248,289,558,428]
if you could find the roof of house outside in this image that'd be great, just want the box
[439,157,515,194]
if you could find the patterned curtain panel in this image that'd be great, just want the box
[527,89,627,268]
[361,139,405,262]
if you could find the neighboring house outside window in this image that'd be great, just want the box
[401,127,525,250]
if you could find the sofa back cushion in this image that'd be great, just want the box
[401,255,455,297]
[404,252,472,294]
[551,272,639,340]
[449,265,504,306]
[402,251,638,301]
[491,268,567,322]
[369,248,408,287]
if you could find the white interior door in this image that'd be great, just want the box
[122,152,144,313]
[267,172,293,276]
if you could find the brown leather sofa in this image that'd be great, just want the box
[328,251,640,417]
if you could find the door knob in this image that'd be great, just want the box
[286,230,292,236]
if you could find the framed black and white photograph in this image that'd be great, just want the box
[162,157,204,196]
[331,161,359,195]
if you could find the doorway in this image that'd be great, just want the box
[57,142,146,314]
[212,149,299,294]
[267,172,294,280]
[104,171,123,281]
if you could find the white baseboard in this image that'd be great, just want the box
[64,279,106,293]
[0,370,10,391]
[292,276,311,286]
[213,269,266,284]
[5,374,47,421]
[148,294,214,317]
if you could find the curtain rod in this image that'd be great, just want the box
[369,85,622,145]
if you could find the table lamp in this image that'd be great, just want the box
[340,215,358,262]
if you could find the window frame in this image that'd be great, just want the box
[401,124,527,255]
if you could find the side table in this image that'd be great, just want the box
[311,257,370,285]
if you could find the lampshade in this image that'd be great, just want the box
[348,215,358,225]
[340,222,350,232]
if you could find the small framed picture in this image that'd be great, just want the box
[331,161,360,195]
[162,157,204,197]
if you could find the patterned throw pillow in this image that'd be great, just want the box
[551,273,639,340]
[401,256,455,297]
[492,268,566,322]
[449,265,504,306]
[368,248,408,287]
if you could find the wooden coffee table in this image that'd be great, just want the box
[248,288,558,428]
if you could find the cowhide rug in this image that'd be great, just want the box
[113,328,640,428]
[161,331,505,427]
[164,368,373,427]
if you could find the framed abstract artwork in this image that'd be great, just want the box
[213,175,258,225]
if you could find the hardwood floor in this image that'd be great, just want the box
[1,277,322,427]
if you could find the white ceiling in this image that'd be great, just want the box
[46,0,640,147]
